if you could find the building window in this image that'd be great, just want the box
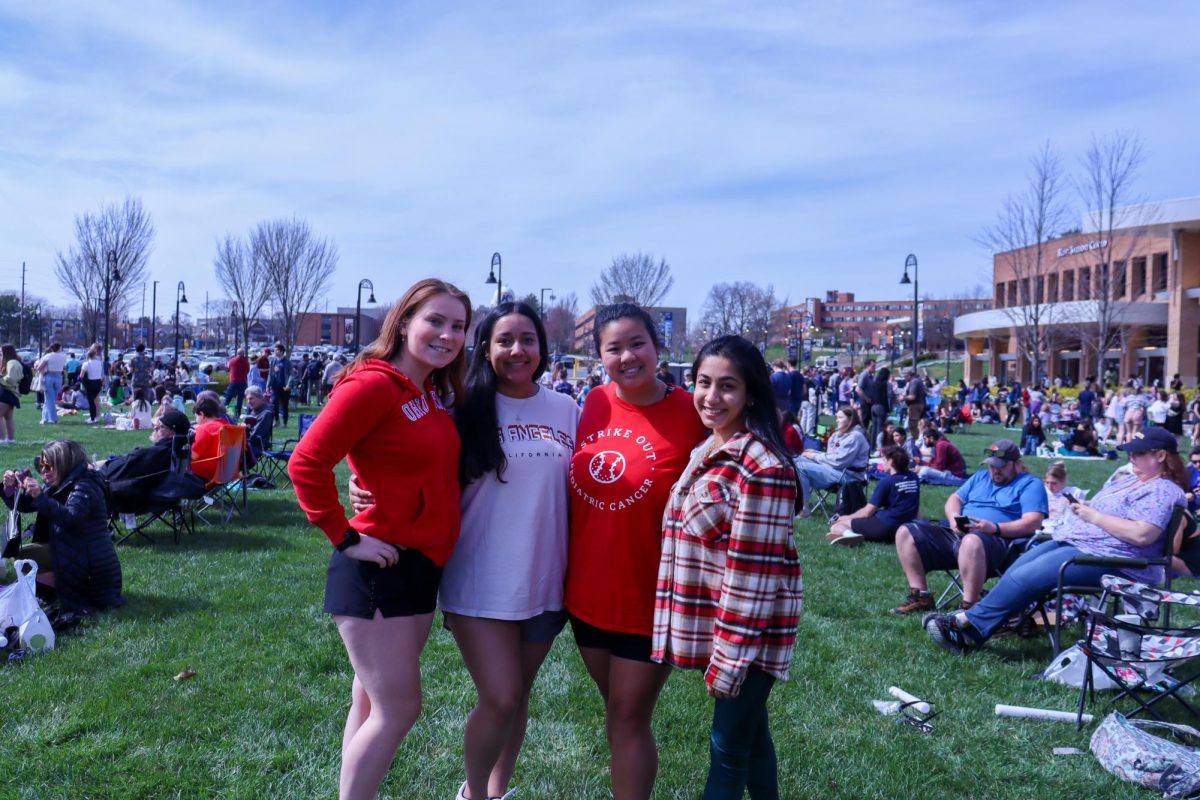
[1113,260,1126,299]
[1047,273,1058,303]
[1153,252,1168,294]
[1132,257,1147,297]
[1078,267,1091,300]
[1062,271,1074,301]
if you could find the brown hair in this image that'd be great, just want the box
[1157,451,1190,492]
[37,440,89,486]
[1045,461,1067,483]
[0,343,16,364]
[882,444,910,472]
[349,278,471,403]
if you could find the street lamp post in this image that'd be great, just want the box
[540,287,555,316]
[150,280,158,363]
[485,252,503,305]
[103,250,122,364]
[355,279,376,353]
[173,282,188,368]
[899,253,918,371]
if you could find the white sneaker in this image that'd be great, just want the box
[455,782,469,800]
[493,790,518,800]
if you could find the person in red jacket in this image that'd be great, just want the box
[289,278,470,800]
[564,303,707,800]
[189,394,231,482]
[224,348,250,419]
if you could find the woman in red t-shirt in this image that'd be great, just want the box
[564,303,706,800]
[289,278,470,800]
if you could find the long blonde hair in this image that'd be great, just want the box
[348,278,471,402]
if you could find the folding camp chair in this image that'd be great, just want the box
[810,466,867,525]
[257,412,316,487]
[1074,575,1200,728]
[934,532,1032,610]
[110,435,204,545]
[193,425,249,526]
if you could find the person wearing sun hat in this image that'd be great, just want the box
[889,438,1047,615]
[924,426,1189,654]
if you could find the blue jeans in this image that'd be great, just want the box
[705,668,778,800]
[917,466,965,487]
[224,382,247,419]
[793,458,843,508]
[964,540,1112,639]
[41,373,63,423]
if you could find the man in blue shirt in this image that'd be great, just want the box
[1077,380,1097,419]
[888,438,1048,615]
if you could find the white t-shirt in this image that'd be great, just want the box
[42,351,68,373]
[438,386,580,620]
[83,357,105,380]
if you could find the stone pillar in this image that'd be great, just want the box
[1046,349,1062,385]
[1079,347,1098,384]
[964,336,985,384]
[1120,327,1143,383]
[987,336,1002,381]
[1009,336,1029,384]
[1166,231,1200,386]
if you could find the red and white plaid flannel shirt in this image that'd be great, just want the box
[652,432,803,696]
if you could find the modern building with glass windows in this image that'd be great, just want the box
[955,196,1200,386]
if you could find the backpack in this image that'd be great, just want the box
[16,361,31,395]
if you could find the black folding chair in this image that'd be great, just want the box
[257,412,316,487]
[810,466,867,525]
[1074,576,1200,728]
[110,436,204,545]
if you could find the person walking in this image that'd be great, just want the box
[81,345,105,423]
[38,342,68,425]
[224,348,250,419]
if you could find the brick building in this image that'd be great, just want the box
[294,307,386,350]
[786,290,992,354]
[573,305,687,356]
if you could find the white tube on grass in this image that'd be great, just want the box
[887,686,931,715]
[995,704,1092,723]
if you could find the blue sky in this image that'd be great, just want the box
[1,1,1198,323]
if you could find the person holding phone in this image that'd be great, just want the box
[888,439,1048,615]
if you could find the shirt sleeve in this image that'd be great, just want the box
[1018,474,1050,515]
[705,457,797,697]
[1124,482,1183,530]
[288,373,392,545]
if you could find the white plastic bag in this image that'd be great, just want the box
[0,559,42,633]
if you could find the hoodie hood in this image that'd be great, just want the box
[335,358,427,401]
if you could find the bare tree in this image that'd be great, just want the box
[978,143,1069,385]
[699,281,783,350]
[589,253,674,307]
[543,292,581,355]
[1064,130,1150,379]
[214,234,273,351]
[54,196,154,345]
[252,217,338,351]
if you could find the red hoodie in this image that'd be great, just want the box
[288,359,461,565]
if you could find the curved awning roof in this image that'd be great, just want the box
[954,300,1169,338]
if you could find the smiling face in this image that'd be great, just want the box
[401,293,468,374]
[487,313,541,394]
[597,317,659,393]
[693,355,747,443]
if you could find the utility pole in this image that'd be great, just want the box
[19,261,25,346]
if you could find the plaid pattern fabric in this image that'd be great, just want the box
[652,432,803,696]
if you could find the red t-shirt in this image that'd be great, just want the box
[228,355,250,383]
[564,383,707,636]
[191,418,232,482]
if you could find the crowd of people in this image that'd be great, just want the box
[6,301,1200,799]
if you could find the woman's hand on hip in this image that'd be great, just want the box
[347,473,375,513]
[343,535,400,567]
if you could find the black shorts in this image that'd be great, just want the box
[569,614,652,663]
[906,520,1012,577]
[849,515,900,543]
[324,547,442,619]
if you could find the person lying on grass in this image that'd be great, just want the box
[889,439,1047,616]
[825,445,920,547]
[924,427,1188,654]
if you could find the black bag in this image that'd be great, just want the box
[836,482,867,517]
[151,471,207,502]
[17,361,32,395]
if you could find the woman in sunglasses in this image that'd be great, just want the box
[2,440,123,613]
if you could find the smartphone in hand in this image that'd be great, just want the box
[1063,492,1079,505]
[954,516,971,532]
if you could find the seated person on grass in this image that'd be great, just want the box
[792,404,870,517]
[1042,460,1087,528]
[242,385,275,460]
[977,400,1001,424]
[889,439,1047,615]
[924,427,1187,654]
[190,394,233,483]
[825,445,920,547]
[1056,420,1099,457]
[914,429,967,486]
[1020,415,1046,455]
[99,409,192,512]
[2,440,123,614]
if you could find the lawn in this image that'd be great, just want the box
[1,399,1190,799]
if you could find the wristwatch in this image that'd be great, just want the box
[336,529,361,551]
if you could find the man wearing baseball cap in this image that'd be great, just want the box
[99,408,193,512]
[889,438,1048,615]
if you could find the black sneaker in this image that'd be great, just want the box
[923,613,979,655]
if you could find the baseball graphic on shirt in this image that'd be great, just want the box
[588,451,627,484]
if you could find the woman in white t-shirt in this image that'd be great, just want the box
[81,344,106,423]
[350,302,579,800]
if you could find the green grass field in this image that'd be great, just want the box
[1,399,1193,799]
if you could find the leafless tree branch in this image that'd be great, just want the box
[589,253,674,307]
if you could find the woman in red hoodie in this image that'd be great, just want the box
[289,278,470,800]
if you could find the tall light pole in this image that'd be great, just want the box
[485,252,503,305]
[354,279,376,353]
[540,287,555,316]
[103,250,122,364]
[150,280,158,363]
[173,281,188,367]
[899,253,918,370]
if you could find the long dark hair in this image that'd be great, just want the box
[692,335,795,476]
[456,302,548,485]
[591,302,662,355]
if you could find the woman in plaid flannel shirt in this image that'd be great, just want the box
[653,335,803,799]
